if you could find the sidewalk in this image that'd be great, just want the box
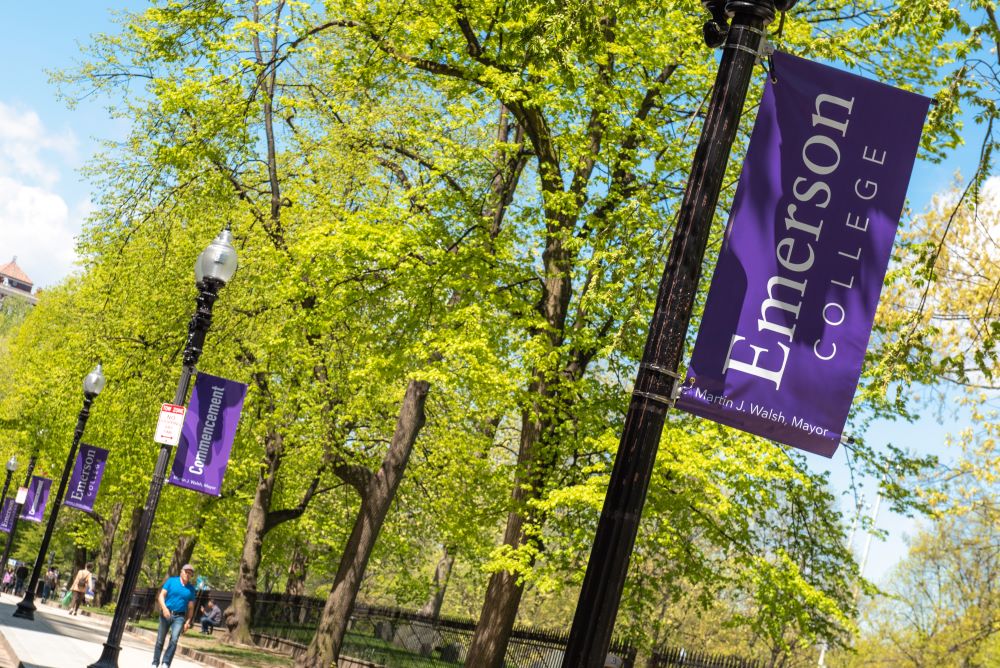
[0,594,219,668]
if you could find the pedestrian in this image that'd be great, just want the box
[198,597,222,634]
[151,563,197,668]
[42,566,58,602]
[13,562,28,595]
[1,567,12,593]
[69,562,92,615]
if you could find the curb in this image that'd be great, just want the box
[124,623,243,668]
[0,624,22,668]
[47,604,242,668]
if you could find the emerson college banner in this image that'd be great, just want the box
[675,52,931,457]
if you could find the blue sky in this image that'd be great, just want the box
[0,2,142,288]
[0,3,980,584]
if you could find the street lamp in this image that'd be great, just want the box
[0,457,17,511]
[0,452,37,580]
[89,227,237,668]
[560,1,796,665]
[14,364,105,619]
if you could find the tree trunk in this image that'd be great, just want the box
[113,506,143,590]
[93,501,123,606]
[465,510,533,667]
[168,534,199,578]
[284,540,308,597]
[167,499,210,576]
[224,428,283,644]
[418,545,454,620]
[296,379,429,668]
[465,399,553,668]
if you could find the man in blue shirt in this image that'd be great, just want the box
[151,563,197,668]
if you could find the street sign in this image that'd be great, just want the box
[14,487,27,504]
[154,404,187,446]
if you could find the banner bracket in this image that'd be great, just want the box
[637,363,683,407]
[632,390,673,407]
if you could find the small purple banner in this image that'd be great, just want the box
[65,444,109,513]
[0,499,14,533]
[675,52,931,457]
[21,476,51,522]
[169,372,247,496]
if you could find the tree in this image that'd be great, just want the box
[28,1,973,666]
[847,502,1000,668]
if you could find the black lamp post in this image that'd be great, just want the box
[0,457,18,514]
[88,227,237,668]
[14,364,105,619]
[560,1,796,665]
[0,456,18,583]
[0,452,37,579]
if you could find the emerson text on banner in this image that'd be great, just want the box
[675,51,931,457]
[64,444,109,513]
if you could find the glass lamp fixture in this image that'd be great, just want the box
[83,364,106,398]
[195,228,238,285]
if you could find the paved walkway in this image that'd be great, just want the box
[0,594,213,668]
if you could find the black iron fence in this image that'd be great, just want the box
[249,595,637,668]
[647,647,762,668]
[128,587,636,667]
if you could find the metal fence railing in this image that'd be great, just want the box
[648,647,762,668]
[128,587,651,668]
[250,595,637,668]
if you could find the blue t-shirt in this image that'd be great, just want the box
[161,576,196,614]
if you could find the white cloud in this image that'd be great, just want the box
[0,177,78,288]
[0,102,77,188]
[0,102,83,288]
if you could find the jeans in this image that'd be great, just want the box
[153,612,186,666]
[41,583,51,601]
[199,615,218,634]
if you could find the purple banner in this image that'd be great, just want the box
[675,52,931,457]
[169,372,247,496]
[64,444,109,512]
[20,476,51,522]
[0,499,14,533]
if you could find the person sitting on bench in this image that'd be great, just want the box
[199,598,222,634]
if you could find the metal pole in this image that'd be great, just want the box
[13,396,95,619]
[0,468,14,516]
[0,455,38,577]
[561,1,782,665]
[88,279,221,668]
[858,494,882,581]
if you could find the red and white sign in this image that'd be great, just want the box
[154,403,187,446]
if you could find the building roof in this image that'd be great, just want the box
[0,257,33,287]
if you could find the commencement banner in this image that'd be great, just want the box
[21,476,51,522]
[65,444,109,513]
[169,372,247,496]
[675,52,931,457]
[0,499,14,533]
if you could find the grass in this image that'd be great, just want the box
[124,615,295,667]
[113,612,465,668]
[341,632,460,668]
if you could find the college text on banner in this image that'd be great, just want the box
[674,51,931,457]
[20,476,51,522]
[64,444,109,513]
[168,372,247,496]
